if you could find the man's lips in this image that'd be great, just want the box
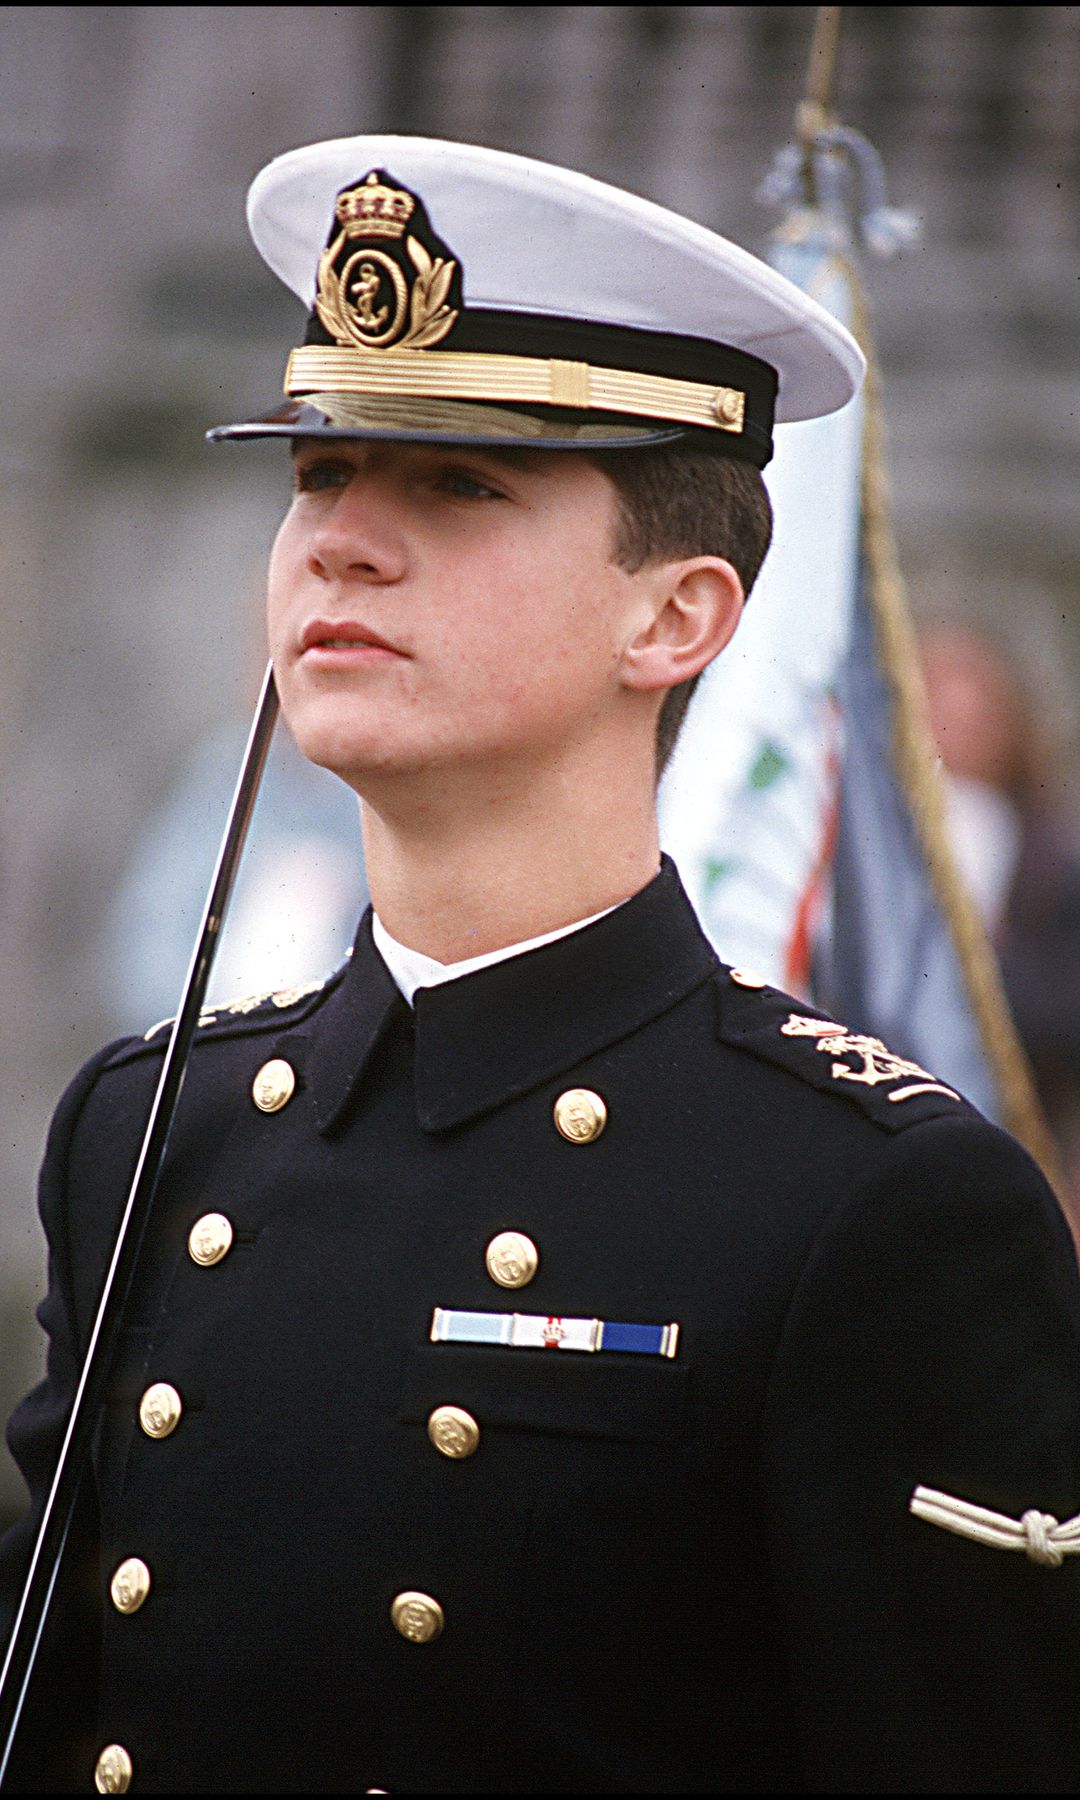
[299,618,406,658]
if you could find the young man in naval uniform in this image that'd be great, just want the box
[4,137,1080,1796]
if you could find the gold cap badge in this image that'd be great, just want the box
[314,168,460,355]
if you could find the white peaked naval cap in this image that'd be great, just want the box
[210,134,866,465]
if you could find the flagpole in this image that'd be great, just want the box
[850,283,1064,1189]
[791,7,1063,1192]
[797,5,842,143]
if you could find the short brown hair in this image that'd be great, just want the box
[588,444,773,775]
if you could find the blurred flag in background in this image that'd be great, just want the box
[659,95,1058,1179]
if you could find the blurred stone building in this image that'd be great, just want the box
[2,5,1079,1521]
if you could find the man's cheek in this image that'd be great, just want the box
[264,560,290,657]
[265,603,292,671]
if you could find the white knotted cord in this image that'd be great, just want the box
[910,1485,1080,1568]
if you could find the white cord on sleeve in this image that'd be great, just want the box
[910,1484,1080,1568]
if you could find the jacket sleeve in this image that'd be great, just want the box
[0,1043,126,1792]
[761,1112,1080,1794]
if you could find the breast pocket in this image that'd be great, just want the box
[398,1343,688,1444]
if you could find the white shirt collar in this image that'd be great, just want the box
[372,900,624,1006]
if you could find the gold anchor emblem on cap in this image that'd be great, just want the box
[315,171,459,355]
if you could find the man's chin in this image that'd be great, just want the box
[282,704,409,781]
[285,708,552,797]
[297,734,443,793]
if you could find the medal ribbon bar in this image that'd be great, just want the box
[430,1308,679,1358]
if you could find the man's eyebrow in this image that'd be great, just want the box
[287,437,562,476]
[468,445,560,476]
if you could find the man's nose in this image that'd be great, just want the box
[306,470,408,585]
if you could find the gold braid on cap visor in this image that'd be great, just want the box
[285,345,746,435]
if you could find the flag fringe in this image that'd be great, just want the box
[847,266,1065,1196]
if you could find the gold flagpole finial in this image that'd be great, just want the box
[796,6,843,146]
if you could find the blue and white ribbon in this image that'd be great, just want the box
[430,1308,679,1359]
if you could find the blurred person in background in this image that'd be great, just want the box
[921,621,1080,1209]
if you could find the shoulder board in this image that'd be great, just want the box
[105,964,347,1070]
[713,966,972,1134]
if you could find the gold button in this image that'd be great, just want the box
[553,1088,607,1144]
[729,968,766,989]
[187,1211,234,1267]
[427,1405,480,1460]
[138,1382,182,1440]
[109,1557,151,1615]
[713,389,744,425]
[252,1057,296,1114]
[94,1745,134,1794]
[390,1590,444,1643]
[485,1230,539,1289]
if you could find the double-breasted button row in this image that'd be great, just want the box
[115,1070,602,1750]
[99,1060,286,1791]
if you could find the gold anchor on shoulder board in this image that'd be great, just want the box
[780,1014,959,1104]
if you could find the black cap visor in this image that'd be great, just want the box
[207,392,689,452]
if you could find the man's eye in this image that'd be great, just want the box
[438,468,504,500]
[293,460,350,494]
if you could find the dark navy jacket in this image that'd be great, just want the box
[4,860,1080,1792]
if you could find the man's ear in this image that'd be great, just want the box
[619,556,745,693]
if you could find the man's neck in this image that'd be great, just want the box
[357,742,661,964]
